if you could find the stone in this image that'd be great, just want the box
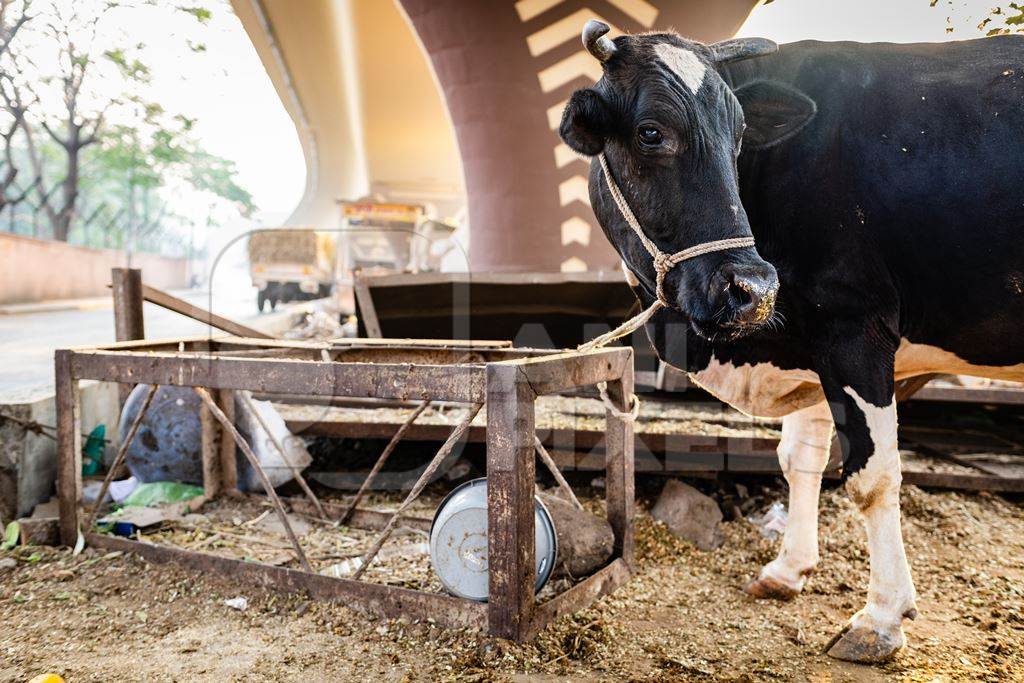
[538,492,614,577]
[651,480,724,550]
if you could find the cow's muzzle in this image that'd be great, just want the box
[711,261,779,329]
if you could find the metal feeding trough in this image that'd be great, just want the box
[430,478,557,601]
[56,333,636,642]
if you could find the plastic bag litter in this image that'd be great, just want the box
[319,542,429,578]
[81,425,106,477]
[109,476,139,503]
[235,392,313,492]
[81,477,138,504]
[123,481,204,508]
[224,597,248,611]
[320,557,363,578]
[747,501,788,540]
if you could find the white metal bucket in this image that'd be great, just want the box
[429,478,557,602]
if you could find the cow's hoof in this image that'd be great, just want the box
[825,622,905,664]
[743,575,799,601]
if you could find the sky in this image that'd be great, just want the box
[16,0,306,222]
[739,0,1004,43]
[137,2,306,224]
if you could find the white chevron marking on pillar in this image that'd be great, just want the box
[608,0,659,27]
[538,51,603,93]
[515,0,566,22]
[561,217,592,246]
[554,143,586,168]
[527,10,614,56]
[547,100,567,130]
[561,256,588,272]
[558,175,591,207]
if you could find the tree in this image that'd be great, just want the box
[971,3,1024,36]
[0,0,32,214]
[78,108,254,257]
[0,0,30,58]
[16,2,143,242]
[0,0,253,256]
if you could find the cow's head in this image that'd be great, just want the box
[560,21,815,340]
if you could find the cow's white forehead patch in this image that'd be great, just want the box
[653,43,707,94]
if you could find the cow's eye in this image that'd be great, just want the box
[637,126,663,147]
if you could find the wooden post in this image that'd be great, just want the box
[111,268,145,404]
[217,390,237,491]
[200,398,222,498]
[55,350,82,547]
[486,364,536,641]
[604,353,635,569]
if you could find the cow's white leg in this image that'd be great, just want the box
[826,389,917,663]
[745,400,833,600]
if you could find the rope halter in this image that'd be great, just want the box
[577,152,757,353]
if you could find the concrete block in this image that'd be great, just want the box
[0,380,120,520]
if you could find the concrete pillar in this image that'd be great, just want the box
[398,0,759,273]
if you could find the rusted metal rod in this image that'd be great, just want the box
[340,398,432,523]
[85,384,159,531]
[194,387,312,572]
[238,390,328,521]
[534,435,583,511]
[0,411,109,443]
[139,283,271,339]
[352,402,483,580]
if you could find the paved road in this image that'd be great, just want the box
[0,288,290,401]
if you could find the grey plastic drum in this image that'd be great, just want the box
[429,478,557,602]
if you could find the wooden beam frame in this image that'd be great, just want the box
[55,337,635,641]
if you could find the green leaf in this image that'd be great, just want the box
[1,521,19,550]
[177,5,212,23]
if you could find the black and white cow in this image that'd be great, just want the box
[560,21,1024,663]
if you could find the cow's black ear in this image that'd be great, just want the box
[559,88,612,156]
[734,80,816,151]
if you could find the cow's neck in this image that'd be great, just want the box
[634,277,811,378]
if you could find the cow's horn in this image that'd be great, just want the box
[583,19,617,62]
[710,37,778,64]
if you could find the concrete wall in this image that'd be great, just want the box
[0,233,189,304]
[0,381,120,521]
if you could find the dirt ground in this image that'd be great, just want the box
[1,484,1022,682]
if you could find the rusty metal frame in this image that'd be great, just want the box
[55,336,634,641]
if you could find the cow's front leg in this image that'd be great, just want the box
[746,400,833,600]
[816,330,917,663]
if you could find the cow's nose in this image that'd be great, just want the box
[720,263,778,325]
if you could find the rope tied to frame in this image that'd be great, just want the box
[597,381,640,422]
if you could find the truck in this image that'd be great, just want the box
[248,228,336,312]
[248,204,458,314]
[338,201,427,275]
